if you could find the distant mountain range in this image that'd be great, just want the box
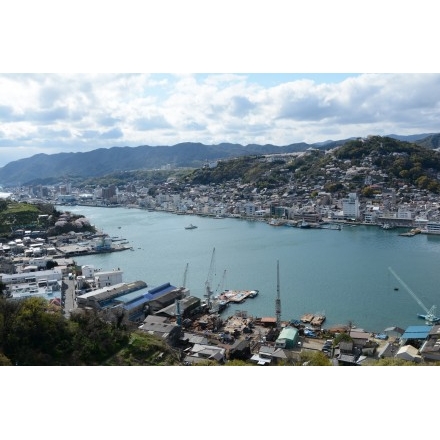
[1,133,439,186]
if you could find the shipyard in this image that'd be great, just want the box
[24,254,435,366]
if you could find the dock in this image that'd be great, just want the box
[216,289,259,304]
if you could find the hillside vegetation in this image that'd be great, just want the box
[0,297,181,366]
[0,201,96,239]
[0,201,54,237]
[182,136,440,194]
[0,141,324,186]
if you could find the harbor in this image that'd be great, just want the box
[58,205,440,334]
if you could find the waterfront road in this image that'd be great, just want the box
[62,276,77,318]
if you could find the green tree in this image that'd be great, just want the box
[3,297,73,365]
[334,332,353,345]
[69,309,129,364]
[45,260,59,270]
[0,352,12,365]
[361,186,375,198]
[299,350,332,366]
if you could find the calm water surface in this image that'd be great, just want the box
[59,205,440,333]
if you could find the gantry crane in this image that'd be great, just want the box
[388,266,440,324]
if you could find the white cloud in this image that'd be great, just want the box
[0,72,440,167]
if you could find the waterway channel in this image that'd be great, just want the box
[57,205,440,333]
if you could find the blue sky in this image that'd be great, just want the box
[0,3,439,168]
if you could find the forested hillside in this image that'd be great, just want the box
[0,297,181,366]
[182,136,440,194]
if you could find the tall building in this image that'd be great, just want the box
[342,192,360,220]
[102,185,117,200]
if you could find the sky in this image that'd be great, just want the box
[1,2,439,168]
[1,72,439,168]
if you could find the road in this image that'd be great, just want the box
[62,276,77,318]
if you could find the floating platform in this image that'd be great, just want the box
[300,313,314,323]
[310,314,326,327]
[300,312,326,326]
[216,289,259,304]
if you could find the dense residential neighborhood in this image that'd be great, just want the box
[4,136,440,232]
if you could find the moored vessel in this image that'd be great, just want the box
[185,223,198,230]
[300,313,314,323]
[310,312,326,327]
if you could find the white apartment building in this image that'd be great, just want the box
[363,206,381,224]
[397,207,414,220]
[243,203,256,217]
[342,193,360,220]
[95,269,123,288]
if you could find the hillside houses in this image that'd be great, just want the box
[4,137,440,231]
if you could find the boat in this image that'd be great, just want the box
[389,268,440,325]
[399,228,421,237]
[269,218,283,226]
[248,289,259,298]
[206,299,228,314]
[417,313,440,324]
[321,223,341,230]
[417,305,440,324]
[299,220,311,229]
[185,224,198,230]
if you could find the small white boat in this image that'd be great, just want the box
[185,224,198,230]
[299,220,311,229]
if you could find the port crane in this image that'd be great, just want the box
[182,262,189,288]
[204,247,216,309]
[216,269,227,295]
[388,266,440,325]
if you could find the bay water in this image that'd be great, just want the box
[58,205,440,333]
